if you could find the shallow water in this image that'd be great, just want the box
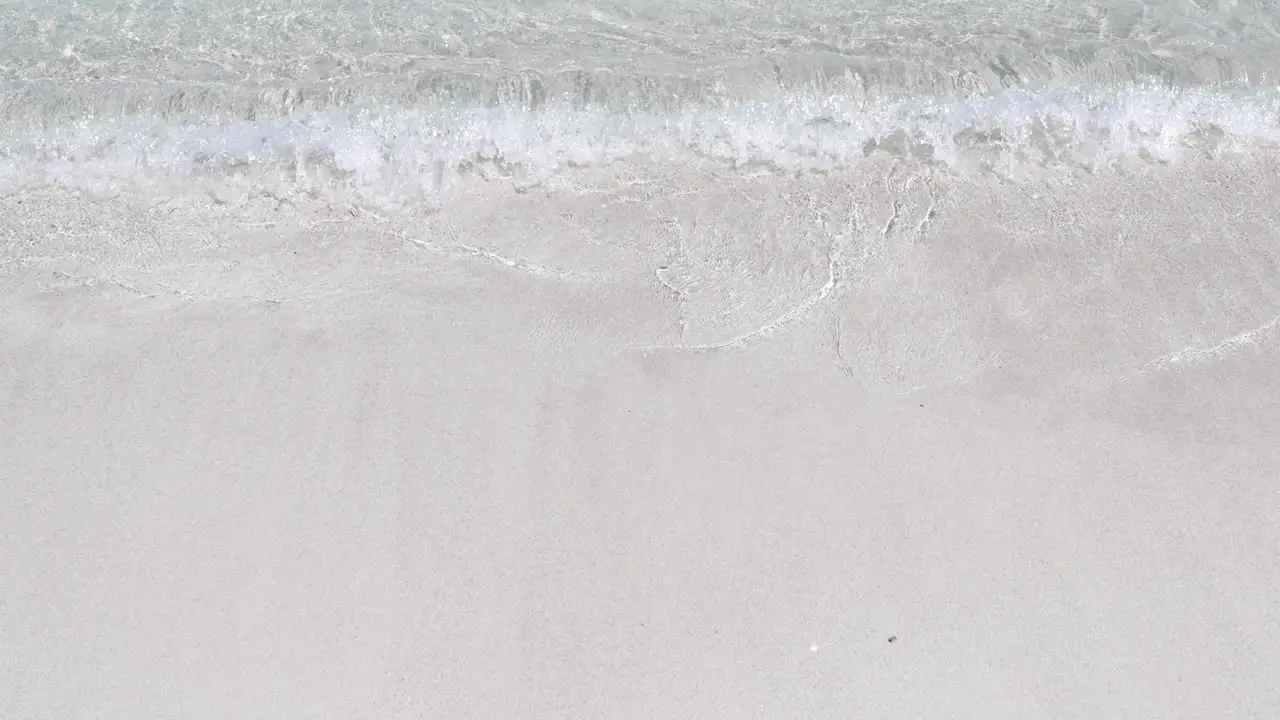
[5,0,1280,395]
[4,0,1280,201]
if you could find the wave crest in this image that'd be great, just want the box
[3,84,1278,207]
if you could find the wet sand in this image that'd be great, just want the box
[4,160,1280,718]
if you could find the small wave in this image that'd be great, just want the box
[2,83,1278,207]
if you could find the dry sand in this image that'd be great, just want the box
[3,166,1280,718]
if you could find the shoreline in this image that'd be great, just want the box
[4,156,1280,718]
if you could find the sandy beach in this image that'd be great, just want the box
[5,154,1280,718]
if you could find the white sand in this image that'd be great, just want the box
[4,163,1280,718]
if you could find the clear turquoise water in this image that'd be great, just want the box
[4,0,1280,204]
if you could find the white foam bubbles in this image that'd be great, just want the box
[2,83,1279,207]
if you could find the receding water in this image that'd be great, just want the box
[4,0,1280,393]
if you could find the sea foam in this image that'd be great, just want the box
[2,83,1278,208]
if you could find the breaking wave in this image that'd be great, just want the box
[2,82,1279,208]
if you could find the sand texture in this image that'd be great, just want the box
[4,158,1280,718]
